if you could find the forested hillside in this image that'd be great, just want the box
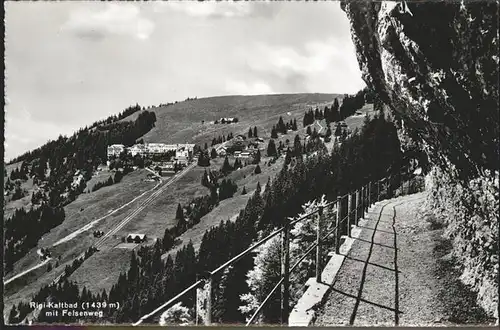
[4,106,157,273]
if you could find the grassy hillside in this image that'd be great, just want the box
[124,93,339,146]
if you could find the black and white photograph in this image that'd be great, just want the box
[2,0,499,327]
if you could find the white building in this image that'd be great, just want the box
[236,151,253,160]
[176,149,190,159]
[107,144,125,158]
[129,144,147,157]
[146,143,176,154]
[176,144,195,153]
[108,142,194,159]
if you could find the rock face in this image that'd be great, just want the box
[341,1,498,181]
[342,1,499,320]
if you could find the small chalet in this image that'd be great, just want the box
[218,147,227,157]
[236,151,254,160]
[235,134,247,142]
[126,233,147,243]
[246,142,259,150]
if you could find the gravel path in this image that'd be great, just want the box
[314,192,454,326]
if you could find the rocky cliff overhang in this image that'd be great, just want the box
[342,1,499,181]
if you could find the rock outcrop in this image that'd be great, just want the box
[341,0,498,181]
[342,0,499,320]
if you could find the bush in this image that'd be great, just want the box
[159,302,192,326]
[394,175,425,197]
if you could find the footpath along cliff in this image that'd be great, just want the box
[341,1,498,320]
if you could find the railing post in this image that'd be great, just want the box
[364,185,368,213]
[335,198,342,254]
[281,219,290,324]
[377,180,380,202]
[195,275,199,326]
[368,182,372,207]
[196,273,212,325]
[316,206,324,283]
[347,193,353,237]
[355,190,360,225]
[206,275,212,325]
[359,186,365,219]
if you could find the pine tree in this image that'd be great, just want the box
[312,127,318,138]
[267,139,277,157]
[335,123,342,136]
[284,149,292,166]
[324,106,330,123]
[127,251,139,285]
[176,203,184,221]
[254,149,261,164]
[254,165,262,174]
[197,150,210,167]
[221,156,232,174]
[242,186,247,195]
[331,98,340,122]
[293,135,302,156]
[248,128,253,138]
[306,126,312,136]
[325,125,332,137]
[277,116,286,134]
[211,148,217,159]
[253,126,258,137]
[163,228,175,251]
[271,126,278,139]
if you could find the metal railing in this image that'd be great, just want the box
[133,168,419,326]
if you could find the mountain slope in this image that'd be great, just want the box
[124,93,339,146]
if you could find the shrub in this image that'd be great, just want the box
[159,302,192,326]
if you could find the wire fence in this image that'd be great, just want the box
[133,167,423,326]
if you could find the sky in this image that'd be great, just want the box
[4,1,365,161]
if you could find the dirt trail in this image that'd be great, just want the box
[314,192,492,326]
